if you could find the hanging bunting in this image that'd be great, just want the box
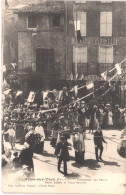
[101,71,107,81]
[27,91,36,103]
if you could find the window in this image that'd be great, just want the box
[52,15,60,26]
[101,1,112,3]
[75,0,86,3]
[74,12,86,36]
[100,12,112,36]
[73,46,87,63]
[28,15,37,28]
[99,46,113,63]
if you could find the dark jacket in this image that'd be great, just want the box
[19,147,34,169]
[55,141,69,161]
[94,130,106,147]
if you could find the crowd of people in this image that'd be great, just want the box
[2,68,126,177]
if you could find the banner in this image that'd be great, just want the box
[27,91,36,103]
[43,91,49,100]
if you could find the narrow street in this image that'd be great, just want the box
[2,129,126,194]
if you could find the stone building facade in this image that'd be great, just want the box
[15,1,126,105]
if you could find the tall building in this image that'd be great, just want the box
[15,1,126,105]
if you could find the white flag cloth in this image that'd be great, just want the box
[75,73,78,80]
[86,82,94,90]
[58,90,63,100]
[43,91,49,100]
[16,91,23,97]
[79,74,84,80]
[70,73,73,80]
[27,91,36,102]
[115,63,122,75]
[3,65,6,72]
[11,63,17,69]
[74,85,78,96]
[101,71,107,81]
[74,20,80,31]
[3,89,11,95]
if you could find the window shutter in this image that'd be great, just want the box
[80,12,86,36]
[99,47,106,63]
[106,12,112,36]
[106,47,113,63]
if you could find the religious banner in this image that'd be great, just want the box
[27,91,36,103]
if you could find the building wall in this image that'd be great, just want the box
[18,13,66,80]
[66,1,126,76]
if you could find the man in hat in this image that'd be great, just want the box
[4,124,16,150]
[55,135,69,175]
[94,128,107,162]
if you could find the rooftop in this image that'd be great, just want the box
[14,3,65,14]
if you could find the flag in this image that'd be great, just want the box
[5,0,9,9]
[74,85,78,96]
[79,74,84,80]
[16,91,23,97]
[58,90,63,100]
[43,91,49,100]
[75,73,78,80]
[3,89,11,95]
[11,63,17,69]
[115,63,122,75]
[101,71,107,81]
[27,91,36,103]
[69,73,73,80]
[86,82,94,90]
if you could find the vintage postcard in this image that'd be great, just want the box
[1,0,126,194]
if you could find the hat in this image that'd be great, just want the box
[81,101,85,104]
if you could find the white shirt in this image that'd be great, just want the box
[35,126,45,141]
[6,129,15,137]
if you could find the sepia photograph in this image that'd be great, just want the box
[1,0,126,194]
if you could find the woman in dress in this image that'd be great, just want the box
[108,108,113,127]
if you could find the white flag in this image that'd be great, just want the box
[101,71,107,81]
[3,89,11,95]
[74,85,78,96]
[79,74,84,80]
[43,91,49,100]
[58,90,63,100]
[86,82,94,90]
[115,63,122,75]
[16,91,23,97]
[75,73,78,80]
[70,73,73,80]
[11,63,17,69]
[27,91,36,102]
